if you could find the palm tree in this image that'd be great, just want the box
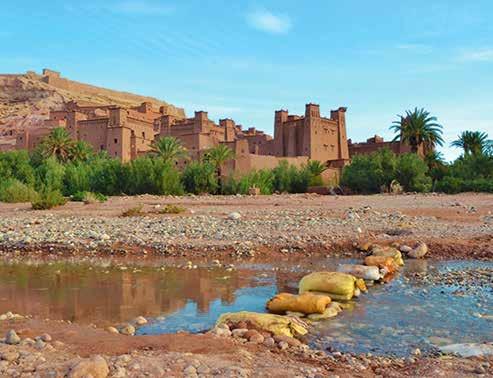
[70,140,94,162]
[390,108,444,154]
[38,128,75,162]
[204,144,235,182]
[424,150,445,171]
[305,160,327,186]
[151,136,188,164]
[451,131,492,156]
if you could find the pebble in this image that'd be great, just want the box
[118,324,136,336]
[5,330,20,345]
[133,316,147,326]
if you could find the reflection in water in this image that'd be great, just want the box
[0,259,491,356]
[0,262,279,326]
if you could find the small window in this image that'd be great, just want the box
[142,132,145,138]
[100,145,104,150]
[114,138,118,144]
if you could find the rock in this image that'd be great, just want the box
[244,330,264,343]
[133,316,147,325]
[183,365,197,375]
[106,326,119,334]
[286,311,305,318]
[68,355,109,378]
[232,328,249,338]
[34,339,46,350]
[38,333,52,342]
[118,324,135,336]
[408,242,428,259]
[439,343,493,357]
[263,337,276,347]
[413,348,421,356]
[228,212,242,220]
[278,341,289,350]
[212,327,231,337]
[474,365,487,374]
[5,330,20,345]
[399,245,412,253]
[0,351,19,362]
[274,335,302,347]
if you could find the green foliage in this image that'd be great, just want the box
[341,149,398,193]
[88,157,124,196]
[182,162,218,194]
[390,108,444,153]
[154,160,184,195]
[0,150,36,186]
[151,137,188,164]
[204,144,235,169]
[305,160,327,186]
[31,189,67,210]
[121,204,144,217]
[71,191,108,203]
[272,160,311,193]
[0,179,39,203]
[35,157,65,192]
[63,163,91,195]
[158,204,186,214]
[222,170,275,195]
[395,153,432,192]
[451,131,493,157]
[36,128,74,162]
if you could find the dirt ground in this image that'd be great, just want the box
[0,193,492,377]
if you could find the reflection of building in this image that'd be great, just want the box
[0,264,263,325]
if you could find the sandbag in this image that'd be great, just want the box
[266,292,331,315]
[215,311,308,338]
[307,302,343,321]
[299,272,367,301]
[337,264,381,281]
[371,246,404,266]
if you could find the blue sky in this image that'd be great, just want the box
[2,0,493,160]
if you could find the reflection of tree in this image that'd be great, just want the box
[0,263,269,325]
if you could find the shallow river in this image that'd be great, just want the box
[0,258,491,356]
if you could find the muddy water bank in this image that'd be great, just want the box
[0,257,491,358]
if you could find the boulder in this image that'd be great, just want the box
[133,316,147,326]
[408,243,428,259]
[5,330,20,345]
[68,355,109,378]
[228,212,242,220]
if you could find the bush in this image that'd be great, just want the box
[395,154,431,192]
[0,179,39,203]
[123,157,158,195]
[63,163,91,196]
[222,170,274,195]
[121,204,145,217]
[158,204,186,214]
[182,162,218,194]
[71,191,108,203]
[154,160,184,195]
[35,157,65,192]
[0,150,36,186]
[89,157,124,195]
[31,189,67,210]
[272,161,311,193]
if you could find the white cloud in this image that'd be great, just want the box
[113,1,175,15]
[247,9,291,34]
[459,48,493,62]
[396,44,433,54]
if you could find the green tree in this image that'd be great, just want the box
[70,140,94,162]
[424,151,448,190]
[390,108,444,153]
[305,160,327,186]
[0,150,36,186]
[182,162,218,194]
[395,154,432,192]
[37,128,75,162]
[151,136,188,165]
[451,131,492,156]
[204,144,235,190]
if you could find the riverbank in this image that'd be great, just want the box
[0,193,492,377]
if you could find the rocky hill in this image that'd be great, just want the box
[0,69,185,136]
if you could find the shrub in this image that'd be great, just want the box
[31,189,67,210]
[0,179,39,203]
[272,161,311,193]
[158,204,186,214]
[395,154,431,192]
[154,160,184,195]
[89,157,124,195]
[123,157,158,195]
[63,163,91,195]
[341,154,390,194]
[0,150,36,186]
[222,170,274,195]
[182,162,218,194]
[71,191,108,203]
[121,204,145,217]
[35,157,65,192]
